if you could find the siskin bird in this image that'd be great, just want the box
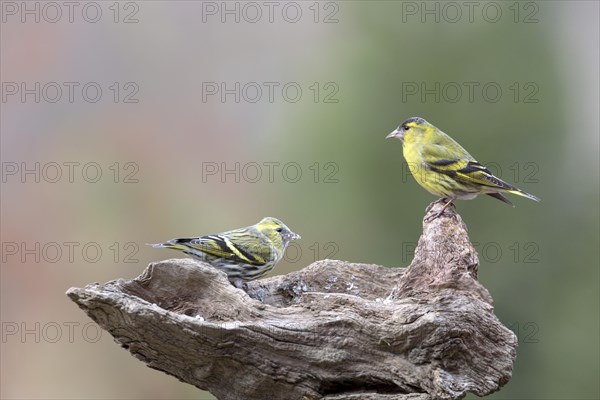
[149,217,300,287]
[386,117,540,219]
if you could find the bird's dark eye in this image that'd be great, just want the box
[403,125,410,131]
[276,228,283,233]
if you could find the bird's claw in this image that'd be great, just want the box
[425,199,455,222]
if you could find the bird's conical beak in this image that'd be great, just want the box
[290,232,301,240]
[386,127,403,140]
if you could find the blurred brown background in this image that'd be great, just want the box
[1,1,598,399]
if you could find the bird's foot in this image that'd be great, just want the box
[231,278,247,290]
[425,198,447,213]
[425,198,455,222]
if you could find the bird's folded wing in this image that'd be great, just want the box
[454,162,517,190]
[421,144,471,175]
[187,234,269,265]
[422,144,517,190]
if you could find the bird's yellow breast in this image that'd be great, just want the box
[401,138,421,166]
[402,141,453,198]
[403,142,428,188]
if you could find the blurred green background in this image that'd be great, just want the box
[1,1,598,399]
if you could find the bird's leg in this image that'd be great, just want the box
[426,198,455,221]
[425,197,447,213]
[231,278,245,289]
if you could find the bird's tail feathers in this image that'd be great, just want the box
[147,241,188,251]
[507,188,541,202]
[487,192,515,207]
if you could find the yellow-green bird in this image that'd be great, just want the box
[386,117,540,218]
[149,217,300,287]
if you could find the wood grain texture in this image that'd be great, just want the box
[67,202,517,400]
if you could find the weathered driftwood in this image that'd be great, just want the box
[66,202,517,400]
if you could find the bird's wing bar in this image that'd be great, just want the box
[183,235,266,265]
[423,147,518,191]
[225,232,271,265]
[421,144,471,173]
[455,161,518,191]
